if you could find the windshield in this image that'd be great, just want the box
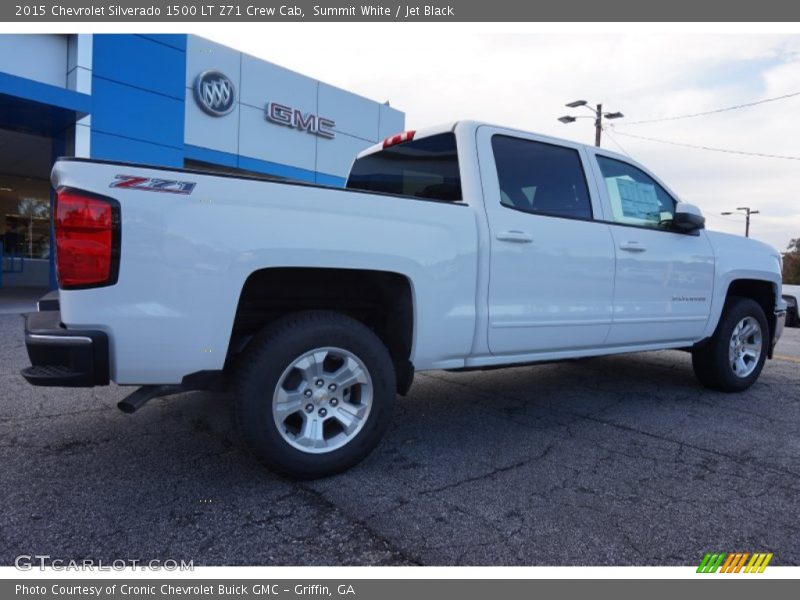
[346,133,462,201]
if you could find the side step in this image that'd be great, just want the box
[21,365,86,386]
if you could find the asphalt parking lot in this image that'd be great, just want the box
[1,309,798,566]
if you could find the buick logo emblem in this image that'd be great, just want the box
[194,70,235,116]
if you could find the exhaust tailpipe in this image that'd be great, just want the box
[117,385,184,414]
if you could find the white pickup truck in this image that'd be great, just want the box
[23,121,787,478]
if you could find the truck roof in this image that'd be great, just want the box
[356,122,459,159]
[357,120,630,163]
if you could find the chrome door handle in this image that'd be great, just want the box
[496,230,533,243]
[619,241,646,252]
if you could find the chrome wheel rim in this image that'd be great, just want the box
[728,316,762,378]
[272,347,373,454]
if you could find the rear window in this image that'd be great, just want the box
[346,133,462,201]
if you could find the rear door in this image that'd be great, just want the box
[477,127,616,355]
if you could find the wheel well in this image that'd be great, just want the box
[230,267,415,394]
[726,279,777,348]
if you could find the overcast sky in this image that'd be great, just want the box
[207,28,800,251]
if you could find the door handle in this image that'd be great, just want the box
[496,230,533,244]
[619,241,646,252]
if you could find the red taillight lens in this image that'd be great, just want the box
[55,187,120,289]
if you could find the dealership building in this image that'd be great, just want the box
[0,34,405,289]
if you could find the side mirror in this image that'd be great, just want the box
[673,202,705,233]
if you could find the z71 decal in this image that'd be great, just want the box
[110,175,197,195]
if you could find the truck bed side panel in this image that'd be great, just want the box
[52,160,479,384]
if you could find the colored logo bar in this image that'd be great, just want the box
[697,552,773,573]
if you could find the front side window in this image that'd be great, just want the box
[491,135,593,220]
[596,156,677,229]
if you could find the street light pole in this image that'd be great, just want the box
[743,207,759,238]
[721,207,760,238]
[595,103,602,147]
[558,100,624,147]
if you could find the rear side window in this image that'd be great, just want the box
[492,135,592,220]
[346,133,462,201]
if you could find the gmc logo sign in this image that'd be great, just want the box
[266,102,336,139]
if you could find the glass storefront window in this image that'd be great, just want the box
[0,173,52,260]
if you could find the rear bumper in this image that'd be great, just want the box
[21,309,109,387]
[36,289,60,312]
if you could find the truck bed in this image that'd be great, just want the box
[50,158,479,384]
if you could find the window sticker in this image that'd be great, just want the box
[616,178,661,222]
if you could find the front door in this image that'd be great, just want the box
[590,153,715,345]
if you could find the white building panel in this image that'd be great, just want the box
[183,35,404,180]
[184,90,240,155]
[316,132,374,178]
[240,53,319,114]
[185,36,242,92]
[379,104,406,139]
[238,104,317,172]
[0,34,69,88]
[318,82,380,141]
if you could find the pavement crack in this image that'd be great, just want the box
[419,443,556,496]
[423,370,800,481]
[294,481,422,565]
[575,412,800,480]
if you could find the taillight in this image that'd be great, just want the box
[382,130,416,149]
[55,187,120,289]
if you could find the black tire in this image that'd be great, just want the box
[233,311,395,479]
[691,296,769,392]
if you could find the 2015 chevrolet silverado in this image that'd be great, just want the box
[22,121,787,477]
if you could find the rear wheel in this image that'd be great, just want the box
[692,297,768,392]
[233,311,396,478]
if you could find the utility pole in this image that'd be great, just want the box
[721,207,760,237]
[595,103,603,147]
[559,100,624,147]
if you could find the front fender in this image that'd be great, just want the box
[702,231,783,340]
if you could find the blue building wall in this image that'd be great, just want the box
[89,34,187,167]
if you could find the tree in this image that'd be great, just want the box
[16,197,50,258]
[783,237,800,284]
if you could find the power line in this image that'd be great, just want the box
[602,127,634,158]
[609,129,800,161]
[623,90,800,125]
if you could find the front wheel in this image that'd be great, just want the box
[692,297,769,392]
[233,311,396,478]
